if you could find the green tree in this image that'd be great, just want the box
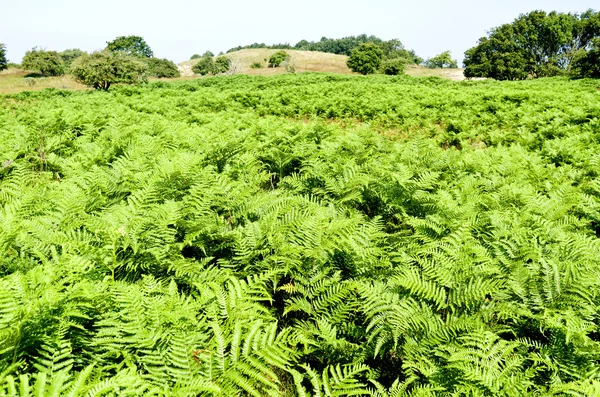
[464,9,600,80]
[190,54,201,60]
[0,43,7,72]
[381,58,406,75]
[59,48,86,70]
[268,50,289,67]
[192,55,214,75]
[146,58,180,78]
[347,43,383,75]
[214,56,231,74]
[571,38,600,78]
[21,48,65,76]
[106,35,153,58]
[425,50,459,68]
[70,51,147,90]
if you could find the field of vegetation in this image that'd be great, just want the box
[1,73,600,396]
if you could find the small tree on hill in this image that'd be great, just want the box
[381,58,406,75]
[0,44,7,72]
[190,54,201,60]
[192,55,214,75]
[21,48,65,76]
[268,51,289,67]
[214,56,231,74]
[347,43,383,75]
[425,51,458,68]
[106,36,153,58]
[71,51,147,90]
[147,58,180,78]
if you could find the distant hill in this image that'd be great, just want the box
[179,49,466,80]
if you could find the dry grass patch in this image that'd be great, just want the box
[0,68,89,94]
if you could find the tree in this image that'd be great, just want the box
[106,36,153,58]
[268,51,289,67]
[571,38,600,78]
[146,58,180,78]
[347,43,383,75]
[425,51,459,68]
[21,48,65,76]
[0,44,7,72]
[59,49,86,70]
[381,58,406,75]
[214,56,231,74]
[190,54,201,60]
[70,51,147,90]
[192,55,214,75]
[464,9,600,80]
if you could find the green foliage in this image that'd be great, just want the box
[146,57,180,78]
[1,73,600,395]
[571,38,600,78]
[268,51,290,68]
[106,35,154,58]
[424,51,458,68]
[347,43,384,75]
[0,44,7,72]
[214,56,232,74]
[21,48,65,76]
[381,58,406,75]
[464,9,600,80]
[70,51,148,90]
[250,62,263,69]
[192,55,215,75]
[58,49,86,70]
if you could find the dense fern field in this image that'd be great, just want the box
[1,74,600,396]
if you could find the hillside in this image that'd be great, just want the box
[179,48,467,79]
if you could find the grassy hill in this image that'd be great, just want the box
[179,48,467,80]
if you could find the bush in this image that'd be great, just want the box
[347,43,383,75]
[214,56,231,74]
[268,51,289,67]
[381,58,406,75]
[192,56,214,76]
[425,51,458,68]
[71,51,147,90]
[59,49,86,70]
[21,48,65,76]
[190,54,201,60]
[0,44,7,72]
[250,62,263,69]
[147,58,180,78]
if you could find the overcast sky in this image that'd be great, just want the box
[1,0,597,65]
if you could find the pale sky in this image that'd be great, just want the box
[1,0,597,65]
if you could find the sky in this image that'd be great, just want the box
[1,0,597,65]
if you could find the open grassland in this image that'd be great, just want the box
[1,74,600,396]
[0,68,88,94]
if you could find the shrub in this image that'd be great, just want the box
[347,43,383,75]
[250,62,263,69]
[0,44,7,72]
[214,56,231,74]
[192,56,214,75]
[381,58,406,75]
[190,54,201,60]
[21,48,65,76]
[268,51,289,67]
[59,49,86,70]
[147,58,180,78]
[71,51,147,90]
